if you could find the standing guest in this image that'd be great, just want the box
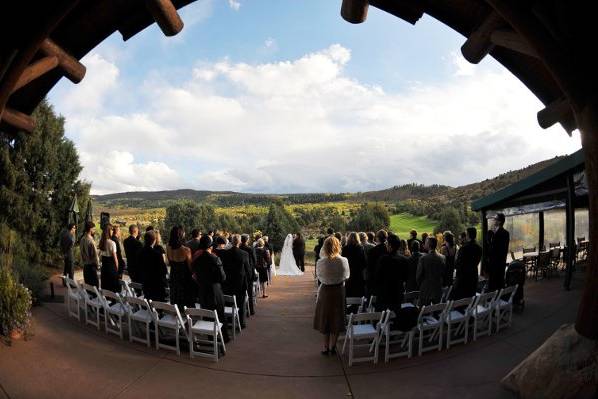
[440,231,457,286]
[416,237,445,305]
[292,232,306,272]
[263,236,274,283]
[333,232,342,243]
[213,235,228,259]
[406,241,423,292]
[375,234,409,312]
[167,226,195,311]
[341,232,366,297]
[111,226,125,278]
[253,233,262,248]
[223,234,250,328]
[399,239,411,257]
[458,231,467,247]
[365,232,376,249]
[313,236,350,355]
[240,234,257,315]
[191,235,229,343]
[154,230,166,260]
[358,232,368,248]
[138,230,168,301]
[80,221,99,287]
[185,229,202,254]
[421,233,430,253]
[407,230,421,255]
[254,239,271,298]
[60,223,77,284]
[314,236,325,265]
[123,224,143,283]
[487,213,510,291]
[326,227,335,236]
[366,230,388,295]
[99,224,120,293]
[452,227,483,300]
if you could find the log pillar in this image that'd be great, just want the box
[575,99,598,339]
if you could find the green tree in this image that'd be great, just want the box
[264,202,300,251]
[164,201,217,234]
[348,203,390,232]
[435,207,466,235]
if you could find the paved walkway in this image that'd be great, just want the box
[0,266,583,399]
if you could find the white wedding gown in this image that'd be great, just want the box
[276,234,304,276]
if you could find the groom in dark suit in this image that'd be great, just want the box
[292,233,306,272]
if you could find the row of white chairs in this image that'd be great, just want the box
[341,285,518,366]
[63,276,256,362]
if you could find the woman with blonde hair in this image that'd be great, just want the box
[313,236,350,355]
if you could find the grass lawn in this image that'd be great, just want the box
[389,213,438,238]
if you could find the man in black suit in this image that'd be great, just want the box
[123,224,143,283]
[240,234,257,315]
[222,234,250,328]
[407,230,421,256]
[366,229,388,296]
[375,233,409,312]
[137,230,168,301]
[292,232,306,272]
[406,241,423,292]
[488,213,510,291]
[452,227,483,299]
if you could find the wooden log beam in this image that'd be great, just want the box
[11,56,59,94]
[537,97,576,133]
[340,0,368,24]
[1,107,35,133]
[145,0,184,36]
[369,0,424,25]
[39,38,86,83]
[461,12,505,64]
[490,29,538,58]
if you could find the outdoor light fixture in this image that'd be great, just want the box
[341,0,368,24]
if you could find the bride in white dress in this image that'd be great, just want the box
[277,234,304,276]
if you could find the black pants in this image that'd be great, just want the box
[83,264,99,287]
[63,257,74,281]
[294,253,305,272]
[247,283,255,315]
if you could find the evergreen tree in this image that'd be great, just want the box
[348,203,390,232]
[264,202,300,251]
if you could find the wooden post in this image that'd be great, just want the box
[575,100,598,339]
[145,0,184,37]
[340,0,369,24]
[564,173,575,290]
[11,56,59,93]
[538,211,545,252]
[39,38,86,83]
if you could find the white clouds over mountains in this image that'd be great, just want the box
[54,44,580,195]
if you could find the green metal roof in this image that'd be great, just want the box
[471,149,585,211]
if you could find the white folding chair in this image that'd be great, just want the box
[441,286,453,303]
[342,311,384,366]
[472,291,498,340]
[366,295,377,312]
[126,296,153,347]
[380,310,414,362]
[346,296,366,314]
[444,296,474,349]
[119,280,135,298]
[150,300,187,355]
[494,285,518,332]
[416,302,448,356]
[185,307,226,362]
[81,283,103,330]
[64,277,84,321]
[244,290,251,318]
[128,282,144,298]
[223,295,242,340]
[402,291,420,307]
[101,289,129,340]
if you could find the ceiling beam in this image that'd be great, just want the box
[461,11,505,64]
[490,29,538,58]
[341,0,368,24]
[1,107,35,133]
[39,38,86,83]
[145,0,184,37]
[537,97,577,135]
[12,55,59,93]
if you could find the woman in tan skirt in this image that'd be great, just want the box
[313,236,350,355]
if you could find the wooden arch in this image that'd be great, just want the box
[0,0,596,338]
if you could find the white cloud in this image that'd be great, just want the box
[450,51,475,77]
[227,0,240,11]
[53,44,581,195]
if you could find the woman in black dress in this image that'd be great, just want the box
[99,224,120,292]
[441,231,457,286]
[166,226,195,311]
[254,239,271,298]
[341,232,366,298]
[138,230,168,301]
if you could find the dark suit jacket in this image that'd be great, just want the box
[191,251,226,311]
[366,243,387,294]
[342,244,367,297]
[138,245,168,301]
[375,253,409,307]
[123,236,143,282]
[406,251,423,292]
[452,240,482,299]
[240,243,257,287]
[416,252,445,305]
[488,227,510,290]
[292,237,305,256]
[220,247,248,296]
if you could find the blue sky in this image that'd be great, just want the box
[49,0,580,194]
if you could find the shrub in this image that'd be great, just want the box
[0,266,33,340]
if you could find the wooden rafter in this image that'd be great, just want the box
[145,0,184,37]
[11,56,59,94]
[39,38,86,83]
[490,29,538,58]
[537,98,576,134]
[1,107,35,133]
[341,0,368,24]
[461,11,505,64]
